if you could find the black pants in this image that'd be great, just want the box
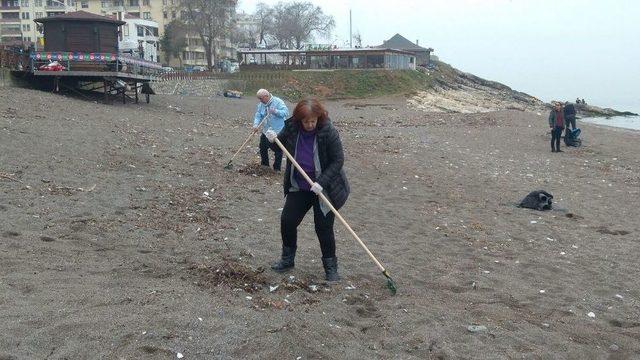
[281,191,336,258]
[565,116,576,130]
[551,126,563,151]
[259,134,283,171]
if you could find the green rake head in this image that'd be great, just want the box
[383,270,397,295]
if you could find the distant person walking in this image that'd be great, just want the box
[564,101,577,130]
[253,89,289,171]
[548,102,565,153]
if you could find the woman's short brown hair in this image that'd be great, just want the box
[291,98,329,127]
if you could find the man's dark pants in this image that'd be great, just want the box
[551,126,563,151]
[565,115,576,130]
[259,133,283,171]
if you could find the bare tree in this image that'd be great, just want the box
[254,2,274,47]
[269,1,335,49]
[231,17,258,48]
[269,2,294,49]
[287,2,335,49]
[180,0,237,69]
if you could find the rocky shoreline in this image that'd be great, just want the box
[408,62,638,119]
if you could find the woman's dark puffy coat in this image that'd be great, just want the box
[277,117,350,210]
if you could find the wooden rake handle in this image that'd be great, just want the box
[273,137,388,273]
[227,113,271,165]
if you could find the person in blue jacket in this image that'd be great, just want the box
[253,89,289,171]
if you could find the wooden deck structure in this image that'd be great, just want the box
[19,11,164,104]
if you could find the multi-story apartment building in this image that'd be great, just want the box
[0,0,23,45]
[1,0,236,68]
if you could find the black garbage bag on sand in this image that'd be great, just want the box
[564,128,582,147]
[518,190,553,211]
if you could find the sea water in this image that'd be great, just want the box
[580,103,640,131]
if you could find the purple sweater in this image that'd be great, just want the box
[294,127,316,191]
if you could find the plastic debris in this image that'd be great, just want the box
[467,325,487,333]
[587,312,596,318]
[269,285,279,292]
[177,353,184,359]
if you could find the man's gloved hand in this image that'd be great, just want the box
[267,107,278,115]
[265,129,277,143]
[310,182,323,195]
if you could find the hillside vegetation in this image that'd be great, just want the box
[229,69,433,100]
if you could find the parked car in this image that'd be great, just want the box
[192,65,207,72]
[162,66,174,73]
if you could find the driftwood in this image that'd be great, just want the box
[0,172,23,183]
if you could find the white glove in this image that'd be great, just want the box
[265,129,277,143]
[310,182,323,195]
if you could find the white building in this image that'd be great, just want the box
[118,13,158,62]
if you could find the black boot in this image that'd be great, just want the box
[322,257,340,282]
[271,246,296,273]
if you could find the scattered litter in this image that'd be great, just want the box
[177,353,184,359]
[269,285,279,292]
[530,221,538,224]
[246,296,252,300]
[467,325,487,333]
[308,284,319,292]
[546,237,554,241]
[539,290,546,294]
[587,312,596,318]
[344,284,356,290]
[615,294,624,300]
[560,252,566,255]
[542,323,550,328]
[483,270,490,274]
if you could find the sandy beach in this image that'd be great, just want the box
[1,87,639,359]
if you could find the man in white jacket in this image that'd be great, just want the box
[253,89,289,171]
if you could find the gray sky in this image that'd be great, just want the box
[238,0,640,108]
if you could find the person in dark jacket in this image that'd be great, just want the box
[548,102,565,152]
[264,98,350,282]
[564,101,577,130]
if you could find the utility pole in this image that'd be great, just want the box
[349,9,352,48]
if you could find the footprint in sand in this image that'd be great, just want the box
[344,294,380,318]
